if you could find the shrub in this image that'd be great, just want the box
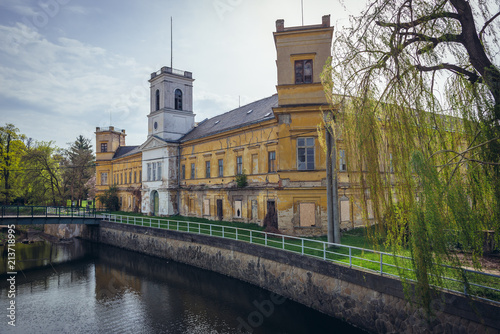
[235,172,248,188]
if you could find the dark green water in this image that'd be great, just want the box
[0,239,367,333]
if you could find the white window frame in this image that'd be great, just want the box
[205,161,211,178]
[297,137,315,170]
[100,172,108,185]
[157,162,162,181]
[147,163,151,181]
[236,156,243,175]
[268,151,276,173]
[218,159,223,177]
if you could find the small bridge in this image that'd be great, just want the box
[0,205,102,225]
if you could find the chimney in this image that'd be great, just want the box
[276,19,284,32]
[322,15,330,27]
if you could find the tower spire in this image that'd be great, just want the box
[171,16,173,69]
[301,0,304,25]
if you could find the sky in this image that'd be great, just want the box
[0,0,367,150]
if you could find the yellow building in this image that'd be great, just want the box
[95,15,371,236]
[95,127,142,212]
[174,15,352,236]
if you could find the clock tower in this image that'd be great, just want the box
[148,66,195,141]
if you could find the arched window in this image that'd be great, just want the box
[155,89,160,111]
[174,89,183,110]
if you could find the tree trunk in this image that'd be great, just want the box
[3,134,11,205]
[450,0,500,120]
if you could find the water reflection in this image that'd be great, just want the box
[0,239,91,274]
[1,240,366,333]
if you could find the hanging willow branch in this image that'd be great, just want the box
[323,0,500,314]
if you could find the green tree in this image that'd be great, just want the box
[62,135,95,206]
[85,174,97,203]
[322,0,500,311]
[0,124,26,204]
[97,185,119,211]
[22,141,64,206]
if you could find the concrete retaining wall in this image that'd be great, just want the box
[62,221,498,333]
[44,224,90,239]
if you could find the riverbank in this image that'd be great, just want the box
[68,220,499,333]
[1,238,365,333]
[0,225,76,247]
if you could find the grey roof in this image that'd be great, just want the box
[181,94,278,142]
[113,146,141,159]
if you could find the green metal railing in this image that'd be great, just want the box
[102,213,500,305]
[1,205,97,219]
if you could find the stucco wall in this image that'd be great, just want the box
[78,221,499,333]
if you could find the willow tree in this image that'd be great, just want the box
[322,0,500,310]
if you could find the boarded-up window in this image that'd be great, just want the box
[203,199,210,216]
[252,154,258,174]
[251,200,258,220]
[341,198,350,222]
[299,203,315,227]
[171,195,178,212]
[189,198,195,213]
[367,200,375,219]
[234,200,242,218]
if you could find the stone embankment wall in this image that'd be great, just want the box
[56,221,499,333]
[44,224,90,239]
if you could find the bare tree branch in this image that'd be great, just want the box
[377,11,460,29]
[431,135,500,161]
[414,63,481,83]
[398,32,463,53]
[479,11,500,43]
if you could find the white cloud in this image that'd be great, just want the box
[0,0,366,149]
[0,22,150,147]
[0,0,39,17]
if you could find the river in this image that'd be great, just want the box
[0,238,366,333]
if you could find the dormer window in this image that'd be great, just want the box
[155,89,160,111]
[175,89,183,110]
[295,59,313,84]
